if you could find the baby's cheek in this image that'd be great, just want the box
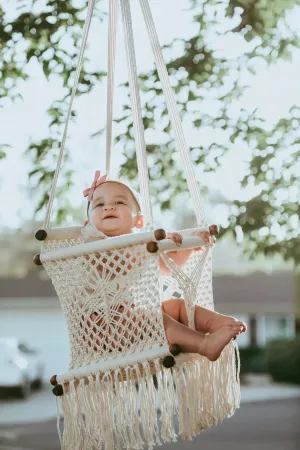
[90,211,101,228]
[125,210,135,223]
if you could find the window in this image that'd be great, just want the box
[265,316,287,342]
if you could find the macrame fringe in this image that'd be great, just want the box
[58,342,240,450]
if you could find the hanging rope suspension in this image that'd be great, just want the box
[105,0,118,177]
[34,1,241,449]
[43,0,96,229]
[120,0,153,228]
[139,0,207,227]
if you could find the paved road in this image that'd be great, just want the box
[1,398,299,450]
[1,382,300,426]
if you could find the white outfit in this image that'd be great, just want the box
[81,222,107,242]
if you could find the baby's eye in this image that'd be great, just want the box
[115,201,125,205]
[95,203,104,208]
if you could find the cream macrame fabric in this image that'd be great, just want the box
[42,236,240,450]
[44,238,166,370]
[39,0,241,448]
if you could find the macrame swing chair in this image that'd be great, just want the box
[33,0,240,448]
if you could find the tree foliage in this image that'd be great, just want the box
[0,0,106,220]
[229,109,300,264]
[117,0,300,264]
[1,0,300,263]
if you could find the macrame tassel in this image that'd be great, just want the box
[155,360,177,443]
[60,380,84,450]
[55,397,63,449]
[137,362,159,449]
[57,343,240,450]
[125,367,144,450]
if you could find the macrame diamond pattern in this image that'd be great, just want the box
[42,239,168,371]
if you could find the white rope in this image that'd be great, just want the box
[120,0,153,228]
[44,0,206,230]
[43,0,96,229]
[139,0,208,227]
[105,0,119,177]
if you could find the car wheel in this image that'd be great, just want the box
[31,378,43,390]
[16,377,31,399]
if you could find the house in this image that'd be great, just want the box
[212,271,296,347]
[0,272,295,380]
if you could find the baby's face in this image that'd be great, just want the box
[89,182,140,236]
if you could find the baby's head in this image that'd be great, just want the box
[84,172,143,237]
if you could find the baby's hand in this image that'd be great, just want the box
[166,232,183,247]
[192,230,214,250]
[193,230,211,244]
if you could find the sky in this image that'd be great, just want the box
[1,0,300,231]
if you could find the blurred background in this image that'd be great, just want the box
[0,0,300,449]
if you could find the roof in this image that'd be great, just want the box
[213,271,294,315]
[0,272,294,315]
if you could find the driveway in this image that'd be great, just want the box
[0,398,300,450]
[1,380,300,426]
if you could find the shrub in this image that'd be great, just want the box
[239,345,266,374]
[264,337,300,385]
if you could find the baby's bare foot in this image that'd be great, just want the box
[208,314,247,334]
[201,324,242,362]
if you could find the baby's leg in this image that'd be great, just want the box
[162,299,246,334]
[161,299,184,323]
[163,312,242,361]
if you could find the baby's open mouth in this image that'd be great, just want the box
[103,215,118,219]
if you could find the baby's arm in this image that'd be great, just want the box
[159,231,212,275]
[160,232,189,275]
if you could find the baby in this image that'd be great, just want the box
[82,171,246,362]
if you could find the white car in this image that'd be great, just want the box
[0,337,45,398]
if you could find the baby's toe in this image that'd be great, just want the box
[233,319,246,331]
[232,323,243,335]
[236,320,247,332]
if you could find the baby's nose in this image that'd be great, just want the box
[103,203,115,210]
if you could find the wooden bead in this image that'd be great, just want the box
[162,355,175,369]
[35,229,47,241]
[169,344,181,357]
[209,224,219,236]
[52,384,64,396]
[146,241,159,253]
[33,254,42,265]
[50,375,57,386]
[154,229,166,241]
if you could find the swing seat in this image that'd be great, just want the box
[36,224,240,449]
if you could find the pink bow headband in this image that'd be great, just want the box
[83,170,107,202]
[83,170,142,215]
